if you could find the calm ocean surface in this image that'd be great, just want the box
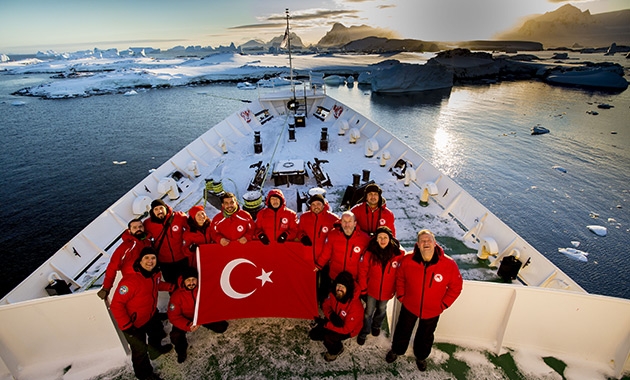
[0,63,628,300]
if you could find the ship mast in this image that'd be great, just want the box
[284,8,295,97]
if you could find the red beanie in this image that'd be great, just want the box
[189,205,204,219]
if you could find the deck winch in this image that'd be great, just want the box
[243,190,264,219]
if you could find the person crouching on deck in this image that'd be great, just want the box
[309,271,364,362]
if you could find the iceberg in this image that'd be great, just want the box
[370,61,453,93]
[586,225,607,237]
[545,68,628,91]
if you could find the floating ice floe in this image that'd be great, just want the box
[587,225,607,236]
[531,125,549,135]
[558,247,589,262]
[571,241,580,248]
[123,90,137,96]
[236,82,256,90]
[552,165,567,173]
[11,100,26,106]
[112,160,127,165]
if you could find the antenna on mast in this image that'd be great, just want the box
[284,8,295,98]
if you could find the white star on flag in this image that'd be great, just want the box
[256,269,273,286]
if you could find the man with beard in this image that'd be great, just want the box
[210,192,255,246]
[182,205,212,268]
[309,271,363,362]
[315,211,370,283]
[167,267,229,363]
[350,183,396,237]
[356,226,406,345]
[385,229,463,372]
[110,247,175,380]
[298,193,340,303]
[143,199,189,284]
[98,218,152,300]
[255,188,298,244]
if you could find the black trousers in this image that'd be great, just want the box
[122,312,166,379]
[160,258,189,285]
[309,321,350,355]
[391,305,440,360]
[170,321,229,355]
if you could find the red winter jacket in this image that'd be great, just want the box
[350,201,396,237]
[298,202,339,260]
[102,230,153,291]
[143,206,189,264]
[322,292,364,337]
[110,268,174,331]
[255,189,299,241]
[210,208,255,243]
[183,218,213,248]
[396,244,463,319]
[167,276,198,332]
[316,228,370,280]
[358,247,406,301]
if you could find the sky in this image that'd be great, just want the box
[0,0,628,54]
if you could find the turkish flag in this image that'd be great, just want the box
[194,241,318,324]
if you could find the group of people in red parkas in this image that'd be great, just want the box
[98,183,462,379]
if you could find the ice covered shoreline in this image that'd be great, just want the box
[1,49,627,98]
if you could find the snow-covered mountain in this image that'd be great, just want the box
[495,4,630,48]
[317,23,399,48]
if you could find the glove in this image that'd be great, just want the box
[188,243,198,253]
[97,288,110,300]
[329,311,344,327]
[277,232,288,244]
[300,235,312,246]
[258,232,270,245]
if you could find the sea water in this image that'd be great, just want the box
[0,67,628,300]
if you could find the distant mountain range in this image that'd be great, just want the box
[239,4,627,54]
[495,4,630,48]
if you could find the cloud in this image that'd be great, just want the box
[228,23,285,31]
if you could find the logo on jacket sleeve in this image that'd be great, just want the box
[119,285,129,295]
[392,261,399,268]
[172,225,180,232]
[169,303,175,311]
[340,310,347,317]
[379,218,387,226]
[434,273,443,282]
[353,246,361,253]
[237,225,244,232]
[322,226,329,233]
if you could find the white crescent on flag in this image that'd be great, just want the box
[221,258,257,299]
[220,258,274,299]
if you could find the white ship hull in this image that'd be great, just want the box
[1,88,628,379]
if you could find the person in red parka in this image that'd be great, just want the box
[309,271,364,362]
[182,205,212,268]
[298,193,340,303]
[210,192,255,246]
[255,188,299,244]
[356,226,406,345]
[97,218,152,300]
[350,183,396,237]
[167,267,228,363]
[110,247,175,380]
[316,211,370,283]
[385,229,463,372]
[143,199,189,284]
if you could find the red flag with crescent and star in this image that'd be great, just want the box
[194,241,318,324]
